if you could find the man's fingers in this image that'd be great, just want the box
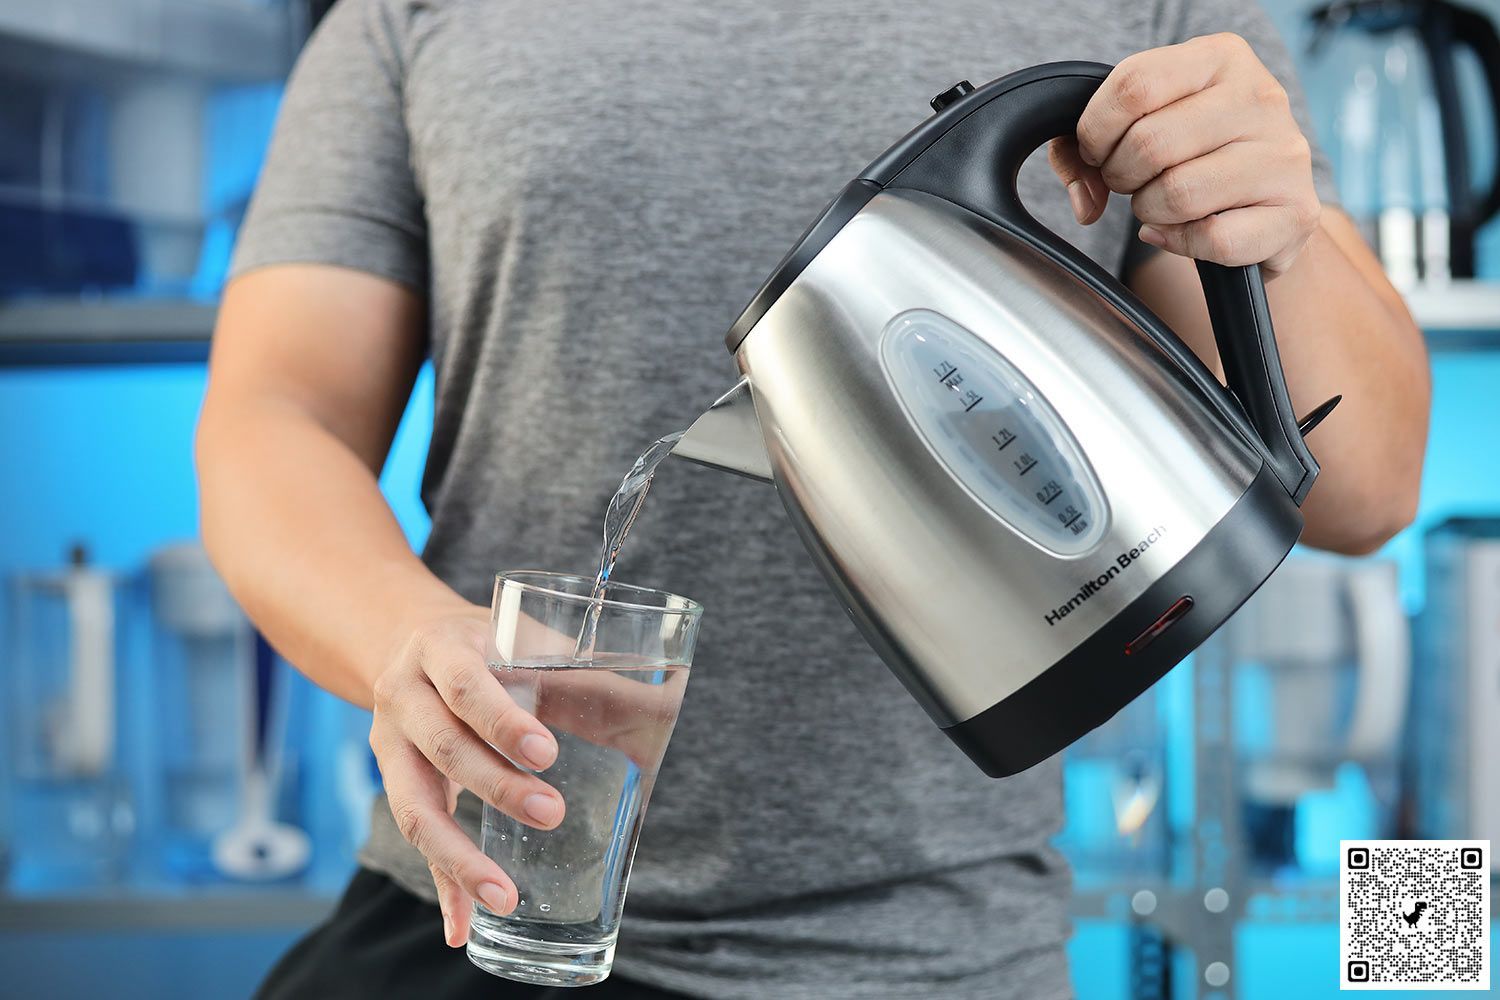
[1047,138,1109,225]
[1138,205,1306,268]
[376,736,520,917]
[403,692,567,830]
[1130,141,1291,226]
[429,655,559,772]
[1077,34,1246,168]
[1096,87,1253,194]
[430,863,472,948]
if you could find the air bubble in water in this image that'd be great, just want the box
[521,835,528,842]
[539,903,552,913]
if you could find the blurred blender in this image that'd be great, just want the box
[4,544,133,890]
[143,543,247,880]
[1222,556,1409,874]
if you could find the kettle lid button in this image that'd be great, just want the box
[930,80,976,112]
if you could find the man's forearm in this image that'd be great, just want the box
[197,396,470,708]
[1261,214,1430,553]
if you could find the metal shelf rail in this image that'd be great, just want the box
[0,0,298,84]
[0,888,336,932]
[0,300,216,364]
[1406,280,1500,351]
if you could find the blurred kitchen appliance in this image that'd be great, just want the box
[212,631,311,881]
[0,71,205,297]
[145,543,248,878]
[1409,518,1500,843]
[1060,688,1169,883]
[1218,557,1409,866]
[4,544,133,889]
[1308,0,1500,281]
[0,0,301,300]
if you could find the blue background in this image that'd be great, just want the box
[4,1,1500,996]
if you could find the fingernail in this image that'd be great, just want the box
[1067,181,1093,224]
[524,792,564,826]
[1138,224,1166,248]
[477,882,509,914]
[441,907,454,944]
[520,732,557,770]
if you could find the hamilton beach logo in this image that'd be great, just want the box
[1044,525,1168,626]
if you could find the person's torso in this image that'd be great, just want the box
[367,2,1160,994]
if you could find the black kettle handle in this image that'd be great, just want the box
[1193,261,1319,504]
[863,62,1320,504]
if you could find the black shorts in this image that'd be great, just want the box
[256,868,693,1000]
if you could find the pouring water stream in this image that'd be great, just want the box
[572,431,685,659]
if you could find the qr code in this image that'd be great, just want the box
[1341,840,1490,990]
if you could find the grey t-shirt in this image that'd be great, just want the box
[232,2,1332,996]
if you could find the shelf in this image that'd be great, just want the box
[0,299,216,365]
[0,888,336,932]
[1074,874,1499,930]
[1406,280,1500,350]
[0,0,297,84]
[3,276,1496,367]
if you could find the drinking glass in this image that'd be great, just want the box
[466,571,702,987]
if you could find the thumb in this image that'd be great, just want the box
[431,862,475,948]
[1048,137,1109,225]
[1137,208,1288,268]
[434,777,471,947]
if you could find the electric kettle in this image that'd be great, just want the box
[672,62,1337,777]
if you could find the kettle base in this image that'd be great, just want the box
[944,464,1302,778]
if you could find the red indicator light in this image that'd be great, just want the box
[1124,596,1195,656]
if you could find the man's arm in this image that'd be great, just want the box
[198,264,448,706]
[1050,33,1430,554]
[198,265,563,946]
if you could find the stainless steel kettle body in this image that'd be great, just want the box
[674,63,1332,777]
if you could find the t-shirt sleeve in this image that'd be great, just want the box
[229,0,427,291]
[1124,0,1341,274]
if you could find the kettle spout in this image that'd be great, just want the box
[672,377,774,483]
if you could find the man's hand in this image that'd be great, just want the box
[1049,33,1321,277]
[369,606,565,948]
